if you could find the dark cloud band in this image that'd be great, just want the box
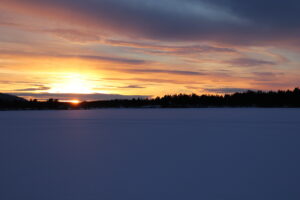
[3,0,300,45]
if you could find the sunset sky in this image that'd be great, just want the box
[1,0,300,101]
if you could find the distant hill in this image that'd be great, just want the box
[0,93,27,102]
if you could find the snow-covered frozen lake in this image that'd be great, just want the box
[1,109,300,200]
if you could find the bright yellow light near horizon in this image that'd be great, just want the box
[48,73,95,94]
[69,99,81,104]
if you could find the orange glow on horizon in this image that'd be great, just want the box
[69,99,80,104]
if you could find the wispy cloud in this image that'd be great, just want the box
[3,0,300,45]
[106,40,237,55]
[46,29,101,43]
[204,88,252,94]
[12,92,149,101]
[120,69,205,76]
[118,85,146,89]
[14,86,51,92]
[0,50,148,65]
[227,58,277,67]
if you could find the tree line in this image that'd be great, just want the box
[1,88,300,110]
[81,88,300,108]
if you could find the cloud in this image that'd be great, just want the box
[77,55,148,65]
[0,50,148,65]
[227,58,277,67]
[251,72,286,82]
[1,0,299,96]
[204,88,252,94]
[46,29,101,43]
[252,81,300,88]
[103,77,203,85]
[253,72,284,77]
[121,69,205,76]
[106,40,237,55]
[12,92,149,101]
[118,85,146,89]
[14,86,51,92]
[0,18,102,43]
[2,0,300,45]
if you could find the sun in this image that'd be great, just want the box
[49,73,94,94]
[69,99,81,104]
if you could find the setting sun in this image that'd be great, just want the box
[69,99,81,104]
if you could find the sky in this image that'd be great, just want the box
[1,0,300,101]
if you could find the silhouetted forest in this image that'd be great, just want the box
[1,88,300,110]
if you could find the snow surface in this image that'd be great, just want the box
[1,108,300,200]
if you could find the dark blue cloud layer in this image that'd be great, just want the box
[3,0,300,45]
